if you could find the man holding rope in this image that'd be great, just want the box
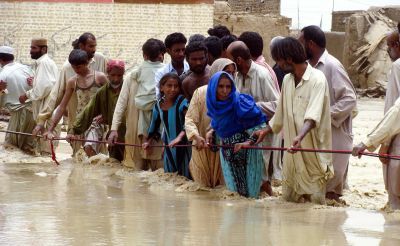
[353,29,400,210]
[67,60,126,161]
[253,37,333,205]
[0,46,36,154]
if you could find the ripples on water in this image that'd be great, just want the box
[0,146,400,245]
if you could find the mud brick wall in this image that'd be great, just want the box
[0,1,213,71]
[215,0,280,15]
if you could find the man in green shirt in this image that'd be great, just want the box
[67,60,126,161]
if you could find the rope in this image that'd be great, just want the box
[1,129,399,166]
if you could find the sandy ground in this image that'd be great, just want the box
[0,98,394,211]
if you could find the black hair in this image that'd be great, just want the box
[398,22,400,33]
[185,41,208,59]
[142,38,166,62]
[188,34,206,44]
[158,72,182,99]
[164,32,187,49]
[68,49,89,66]
[207,25,231,39]
[238,31,263,58]
[0,53,14,62]
[204,36,222,59]
[218,72,232,82]
[221,34,237,50]
[271,37,306,64]
[301,25,326,48]
[229,43,251,61]
[72,32,96,49]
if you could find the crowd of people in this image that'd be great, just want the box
[1,23,400,210]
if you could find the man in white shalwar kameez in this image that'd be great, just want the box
[32,33,107,155]
[0,46,36,153]
[19,38,59,155]
[353,30,400,210]
[299,25,357,202]
[253,38,333,204]
[33,33,107,138]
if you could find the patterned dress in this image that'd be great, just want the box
[73,71,103,153]
[219,124,265,198]
[148,95,192,178]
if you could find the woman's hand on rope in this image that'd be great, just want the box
[252,126,272,144]
[234,141,251,153]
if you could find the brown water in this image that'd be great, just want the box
[1,98,400,245]
[0,159,400,246]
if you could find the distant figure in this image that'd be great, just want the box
[155,32,189,97]
[0,46,36,154]
[270,36,286,89]
[204,36,223,65]
[220,34,238,58]
[207,25,231,39]
[239,31,279,91]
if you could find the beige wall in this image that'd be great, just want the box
[0,1,213,70]
[214,2,290,65]
[325,31,345,64]
[215,0,280,15]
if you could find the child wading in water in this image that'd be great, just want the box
[143,73,192,179]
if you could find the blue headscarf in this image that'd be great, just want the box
[206,71,267,138]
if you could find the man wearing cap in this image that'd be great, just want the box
[0,46,36,153]
[19,38,59,155]
[32,32,107,155]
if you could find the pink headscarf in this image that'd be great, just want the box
[107,59,125,73]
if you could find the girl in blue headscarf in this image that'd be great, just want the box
[206,71,267,198]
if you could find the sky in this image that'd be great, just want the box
[280,0,400,31]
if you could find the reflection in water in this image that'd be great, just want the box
[0,160,400,245]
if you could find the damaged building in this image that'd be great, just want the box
[330,6,400,93]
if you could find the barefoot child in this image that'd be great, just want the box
[143,73,191,178]
[45,49,108,156]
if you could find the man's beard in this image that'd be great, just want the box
[191,64,206,74]
[86,51,95,59]
[30,52,42,60]
[305,47,313,60]
[110,82,122,89]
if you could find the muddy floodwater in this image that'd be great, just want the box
[1,98,400,245]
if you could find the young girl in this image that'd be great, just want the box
[206,71,267,198]
[143,73,191,179]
